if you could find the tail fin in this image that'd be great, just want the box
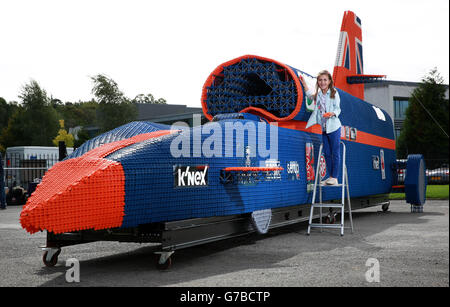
[333,11,385,100]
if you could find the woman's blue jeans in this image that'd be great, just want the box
[322,127,341,179]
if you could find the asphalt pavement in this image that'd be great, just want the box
[0,200,448,287]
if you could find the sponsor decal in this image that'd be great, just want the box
[305,143,315,192]
[287,161,300,180]
[263,159,281,180]
[350,128,357,140]
[319,154,327,179]
[380,150,386,180]
[174,165,209,187]
[372,155,380,170]
[342,126,357,141]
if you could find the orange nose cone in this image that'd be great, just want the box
[20,157,125,234]
[20,130,177,235]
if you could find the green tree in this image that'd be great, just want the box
[397,68,449,161]
[90,74,137,132]
[54,100,98,129]
[0,80,59,147]
[0,97,8,131]
[132,93,167,104]
[0,98,20,135]
[91,74,126,105]
[73,127,91,148]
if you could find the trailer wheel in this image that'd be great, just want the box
[325,211,337,224]
[42,249,61,267]
[156,255,172,270]
[155,251,174,270]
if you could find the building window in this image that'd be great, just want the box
[393,97,410,120]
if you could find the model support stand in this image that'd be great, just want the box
[410,204,424,213]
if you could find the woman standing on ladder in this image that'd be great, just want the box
[299,70,342,185]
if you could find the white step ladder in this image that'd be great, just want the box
[307,141,353,236]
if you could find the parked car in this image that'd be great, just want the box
[6,186,27,206]
[426,166,449,184]
[396,159,407,184]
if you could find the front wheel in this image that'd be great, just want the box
[42,249,61,267]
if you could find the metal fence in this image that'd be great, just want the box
[2,153,59,190]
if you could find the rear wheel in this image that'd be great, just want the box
[156,255,172,270]
[324,211,337,224]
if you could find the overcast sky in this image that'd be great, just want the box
[1,0,448,108]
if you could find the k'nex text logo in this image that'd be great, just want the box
[174,165,209,187]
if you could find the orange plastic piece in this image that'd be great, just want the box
[20,130,177,234]
[276,120,395,150]
[355,130,396,150]
[333,11,365,100]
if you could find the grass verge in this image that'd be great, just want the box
[390,185,449,200]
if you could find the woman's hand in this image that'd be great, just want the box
[323,112,335,118]
[299,75,309,91]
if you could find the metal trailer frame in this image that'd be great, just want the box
[41,194,390,269]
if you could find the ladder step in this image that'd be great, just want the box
[309,224,353,229]
[310,223,343,229]
[312,203,344,208]
[319,183,345,187]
